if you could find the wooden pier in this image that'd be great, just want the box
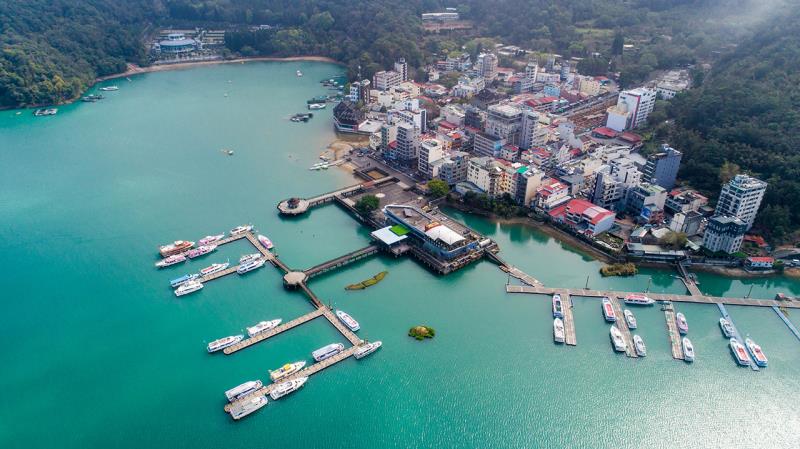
[277,176,394,215]
[676,262,703,297]
[663,302,684,360]
[303,244,380,279]
[771,306,800,342]
[609,296,637,358]
[502,265,543,287]
[223,309,326,354]
[562,293,577,346]
[321,307,363,346]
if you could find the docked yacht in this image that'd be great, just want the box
[229,396,268,420]
[186,244,217,259]
[553,318,565,343]
[336,310,360,331]
[623,309,637,329]
[99,86,119,91]
[552,294,564,318]
[33,108,58,116]
[200,262,229,276]
[247,319,282,337]
[675,312,689,334]
[354,340,382,359]
[175,280,203,297]
[257,234,274,250]
[159,240,194,257]
[170,273,199,288]
[312,343,345,362]
[156,254,186,268]
[207,335,243,353]
[729,338,751,366]
[225,380,263,402]
[269,361,306,382]
[623,293,655,306]
[229,225,253,235]
[199,234,225,245]
[633,334,647,356]
[745,338,768,367]
[682,337,695,362]
[610,325,627,352]
[239,253,262,264]
[602,297,617,322]
[719,318,735,338]
[270,376,308,400]
[237,258,266,274]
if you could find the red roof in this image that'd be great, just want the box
[388,141,398,149]
[592,127,618,138]
[619,131,642,143]
[743,235,767,247]
[438,120,458,131]
[539,96,558,104]
[564,199,614,224]
[747,256,774,263]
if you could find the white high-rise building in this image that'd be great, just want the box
[418,139,444,178]
[485,103,522,145]
[372,70,402,91]
[607,87,656,130]
[394,122,419,164]
[394,58,409,82]
[519,109,546,150]
[476,53,498,81]
[714,174,767,230]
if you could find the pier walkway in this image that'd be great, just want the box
[610,296,637,358]
[562,294,577,346]
[277,176,394,215]
[215,232,249,246]
[663,302,684,360]
[223,309,326,355]
[321,308,362,346]
[676,263,703,297]
[303,244,380,279]
[717,304,758,370]
[502,265,543,287]
[771,306,800,342]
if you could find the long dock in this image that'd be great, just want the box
[321,307,362,346]
[223,309,326,354]
[663,302,684,360]
[717,304,758,371]
[676,262,703,297]
[771,306,800,342]
[502,265,543,287]
[303,244,380,279]
[562,293,577,346]
[277,176,394,215]
[609,296,637,358]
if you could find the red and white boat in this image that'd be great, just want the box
[159,240,194,257]
[336,310,360,331]
[155,254,186,268]
[602,297,617,322]
[199,234,225,245]
[729,339,750,366]
[745,338,768,367]
[623,293,655,306]
[200,262,230,276]
[257,234,274,250]
[186,244,217,259]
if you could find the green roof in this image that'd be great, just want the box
[516,166,528,174]
[390,224,410,236]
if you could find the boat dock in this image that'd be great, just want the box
[609,296,637,358]
[562,293,577,346]
[502,265,543,287]
[676,262,703,297]
[303,244,380,279]
[321,307,362,346]
[663,302,684,360]
[223,309,326,355]
[717,304,758,370]
[277,176,394,215]
[771,306,800,342]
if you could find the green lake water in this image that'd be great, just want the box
[2,61,800,448]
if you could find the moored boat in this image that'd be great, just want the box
[207,335,243,353]
[200,262,229,276]
[229,396,268,420]
[155,254,186,268]
[745,338,768,367]
[170,273,199,288]
[623,293,655,306]
[269,361,306,382]
[336,310,360,331]
[237,258,266,274]
[225,380,263,402]
[676,312,689,334]
[159,240,194,257]
[186,244,217,259]
[312,343,345,362]
[229,225,253,235]
[553,318,565,343]
[610,325,626,352]
[100,86,119,91]
[729,338,751,366]
[552,294,564,318]
[257,234,274,250]
[199,233,225,245]
[354,340,382,359]
[633,334,647,356]
[175,280,203,297]
[682,337,694,362]
[239,253,262,264]
[34,108,58,116]
[602,297,617,322]
[296,70,303,77]
[308,103,326,110]
[719,318,735,338]
[270,377,308,400]
[246,319,282,337]
[624,309,637,329]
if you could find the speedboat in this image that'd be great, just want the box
[237,258,266,274]
[624,309,637,329]
[682,337,694,362]
[239,253,262,264]
[336,310,360,331]
[745,338,768,367]
[155,254,186,268]
[33,108,58,116]
[170,273,199,288]
[225,380,263,402]
[229,396,268,420]
[312,343,345,362]
[269,361,306,382]
[158,240,194,257]
[186,244,217,259]
[623,293,655,306]
[308,103,326,110]
[257,234,274,250]
[633,334,647,356]
[229,225,253,235]
[199,234,225,245]
[552,294,564,318]
[175,280,203,297]
[602,297,617,322]
[610,325,626,352]
[100,86,119,91]
[207,335,243,353]
[553,318,565,343]
[246,319,282,337]
[270,377,308,400]
[676,312,689,334]
[354,340,382,359]
[729,338,750,366]
[719,318,735,338]
[200,262,229,276]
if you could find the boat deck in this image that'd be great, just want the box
[663,303,684,360]
[609,296,637,358]
[223,309,326,355]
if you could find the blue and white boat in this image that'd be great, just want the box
[170,273,199,288]
[552,294,564,318]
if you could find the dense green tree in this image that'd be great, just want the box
[427,179,450,198]
[355,195,380,215]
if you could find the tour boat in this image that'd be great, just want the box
[199,234,225,245]
[269,361,306,382]
[200,262,229,276]
[553,318,565,343]
[336,310,360,332]
[229,396,268,420]
[682,337,695,362]
[229,225,253,235]
[623,293,655,306]
[100,86,119,91]
[354,340,382,359]
[602,297,617,322]
[676,312,689,334]
[239,253,262,264]
[719,318,735,338]
[33,108,58,116]
[186,244,217,259]
[633,334,647,357]
[156,254,187,268]
[745,338,768,367]
[729,338,751,366]
[170,273,199,288]
[552,294,564,318]
[207,335,243,353]
[225,380,263,402]
[174,280,203,297]
[610,325,627,352]
[308,103,326,110]
[312,343,345,362]
[158,240,194,257]
[237,258,266,274]
[624,309,637,329]
[257,234,274,250]
[246,319,282,337]
[270,377,308,400]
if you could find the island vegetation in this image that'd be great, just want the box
[599,263,638,277]
[408,325,435,340]
[345,271,388,290]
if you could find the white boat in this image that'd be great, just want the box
[552,294,564,318]
[633,334,647,356]
[296,70,303,77]
[186,244,217,259]
[553,318,565,343]
[624,309,637,329]
[156,254,186,268]
[602,297,617,322]
[199,234,225,245]
[170,273,199,288]
[237,258,266,274]
[270,376,308,400]
[175,280,203,297]
[308,103,326,110]
[745,338,768,367]
[610,325,626,352]
[158,240,194,257]
[676,312,689,334]
[239,253,262,264]
[623,293,655,306]
[729,338,751,366]
[336,310,360,331]
[225,380,263,402]
[269,361,306,382]
[207,335,243,353]
[354,340,382,359]
[312,343,344,361]
[200,262,229,276]
[246,319,282,337]
[229,396,268,420]
[100,86,119,91]
[682,337,694,362]
[230,225,253,235]
[257,234,274,250]
[719,318,735,338]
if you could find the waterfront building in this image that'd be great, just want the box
[394,58,409,82]
[643,144,682,189]
[473,132,504,158]
[714,174,767,230]
[373,70,403,91]
[422,12,460,21]
[624,182,667,223]
[347,79,371,104]
[590,156,641,210]
[535,178,571,211]
[549,198,615,237]
[153,33,199,57]
[703,215,747,254]
[467,156,502,197]
[382,204,479,263]
[434,151,470,185]
[333,101,366,133]
[418,139,445,179]
[514,166,545,207]
[669,211,703,236]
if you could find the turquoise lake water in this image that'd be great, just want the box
[2,61,799,448]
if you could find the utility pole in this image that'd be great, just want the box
[585,275,590,290]
[745,285,754,299]
[645,276,652,293]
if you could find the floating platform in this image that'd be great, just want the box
[663,303,684,360]
[224,309,326,354]
[609,296,637,358]
[562,293,577,346]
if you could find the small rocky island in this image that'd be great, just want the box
[600,262,638,277]
[408,325,436,340]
